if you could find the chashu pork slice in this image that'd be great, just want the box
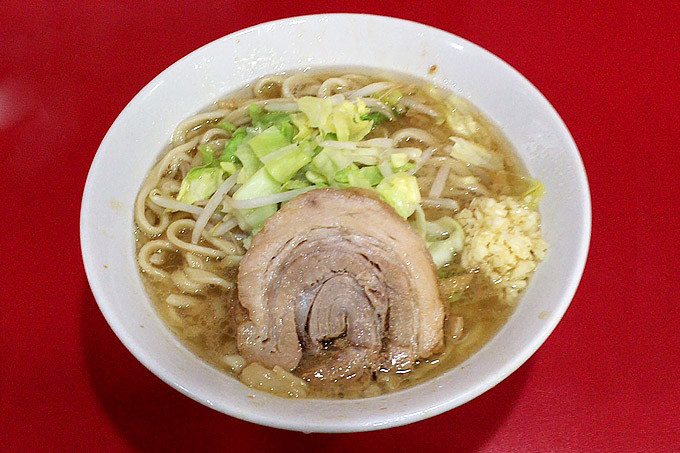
[237,188,444,380]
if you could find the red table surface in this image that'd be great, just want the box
[2,1,679,451]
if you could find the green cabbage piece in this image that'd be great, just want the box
[426,217,465,268]
[339,164,384,188]
[390,152,409,168]
[217,120,236,132]
[297,97,373,142]
[449,136,503,170]
[359,165,383,186]
[290,113,313,142]
[232,167,282,233]
[373,88,403,106]
[522,177,545,209]
[219,161,238,175]
[198,144,215,166]
[248,125,290,159]
[333,163,356,184]
[176,166,224,204]
[444,94,479,138]
[261,143,313,184]
[248,104,292,130]
[234,145,262,184]
[360,111,389,127]
[375,172,421,218]
[305,170,328,186]
[297,96,333,130]
[310,148,376,185]
[219,127,248,163]
[331,100,372,141]
[281,179,311,190]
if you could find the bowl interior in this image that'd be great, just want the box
[80,13,590,432]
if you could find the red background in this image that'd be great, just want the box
[2,1,679,451]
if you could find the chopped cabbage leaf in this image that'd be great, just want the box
[198,144,215,166]
[309,147,381,184]
[373,88,403,106]
[375,172,421,218]
[426,216,465,268]
[234,145,262,184]
[232,167,282,232]
[331,100,372,141]
[444,94,480,138]
[290,113,313,142]
[282,179,311,190]
[233,167,281,200]
[297,96,333,131]
[359,165,384,186]
[248,104,292,131]
[298,97,373,141]
[217,120,236,132]
[261,143,313,183]
[390,152,409,168]
[333,163,356,184]
[219,127,248,163]
[248,125,290,159]
[449,136,503,170]
[219,161,238,175]
[346,166,371,188]
[176,166,224,204]
[305,170,328,186]
[360,111,389,128]
[522,177,546,209]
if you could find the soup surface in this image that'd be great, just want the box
[134,68,547,398]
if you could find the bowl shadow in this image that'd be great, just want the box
[81,282,531,452]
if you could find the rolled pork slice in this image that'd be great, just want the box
[237,188,444,381]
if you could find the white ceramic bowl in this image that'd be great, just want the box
[81,13,590,432]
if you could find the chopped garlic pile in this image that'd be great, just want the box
[455,196,548,303]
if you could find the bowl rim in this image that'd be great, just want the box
[80,12,591,432]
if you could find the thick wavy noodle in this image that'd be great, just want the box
[134,68,542,399]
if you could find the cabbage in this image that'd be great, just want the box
[426,216,465,268]
[449,136,503,170]
[176,166,225,204]
[346,166,371,188]
[309,147,381,185]
[219,161,238,175]
[297,97,373,142]
[522,177,546,209]
[333,163,356,184]
[234,145,262,184]
[290,113,313,142]
[375,172,421,218]
[374,88,402,106]
[330,100,372,141]
[220,127,248,161]
[344,165,384,188]
[297,97,333,131]
[248,125,290,159]
[444,94,480,138]
[261,143,313,183]
[232,167,282,232]
[198,144,216,165]
[216,120,236,132]
[390,152,409,168]
[248,104,293,131]
[281,179,311,190]
[360,111,389,127]
[359,165,383,186]
[304,170,328,186]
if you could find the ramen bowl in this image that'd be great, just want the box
[80,13,590,432]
